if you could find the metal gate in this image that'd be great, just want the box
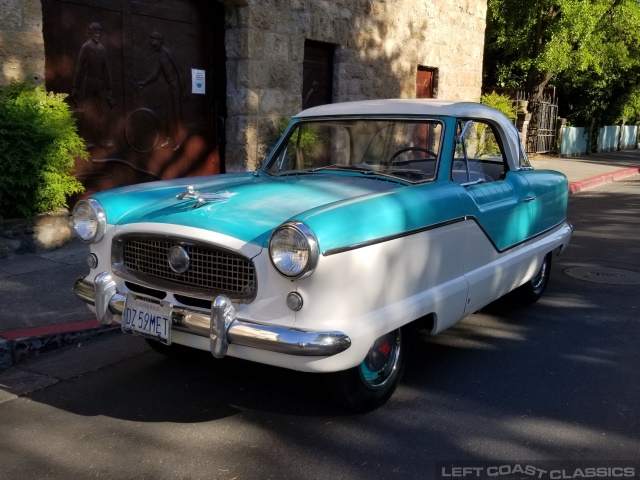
[526,94,558,154]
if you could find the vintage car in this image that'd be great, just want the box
[73,99,572,411]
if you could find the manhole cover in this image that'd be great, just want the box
[564,266,640,285]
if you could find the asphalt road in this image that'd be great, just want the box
[0,180,639,480]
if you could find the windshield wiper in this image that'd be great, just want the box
[268,165,371,176]
[278,164,426,184]
[386,169,432,180]
[312,164,422,185]
[309,164,374,173]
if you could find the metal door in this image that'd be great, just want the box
[41,0,226,196]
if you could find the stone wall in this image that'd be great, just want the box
[221,0,487,172]
[0,0,45,86]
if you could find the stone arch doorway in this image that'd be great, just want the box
[41,0,226,195]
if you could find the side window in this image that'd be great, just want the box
[452,120,507,185]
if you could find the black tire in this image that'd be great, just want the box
[512,253,552,303]
[327,327,408,413]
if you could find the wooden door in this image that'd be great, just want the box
[41,0,226,196]
[303,40,334,109]
[416,67,434,99]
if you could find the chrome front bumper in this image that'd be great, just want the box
[74,273,351,359]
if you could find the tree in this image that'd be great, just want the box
[484,0,640,103]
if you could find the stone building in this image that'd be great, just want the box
[1,0,487,191]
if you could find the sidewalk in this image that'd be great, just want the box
[530,149,640,194]
[2,150,640,370]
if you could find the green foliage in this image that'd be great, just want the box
[0,80,87,219]
[274,117,323,157]
[484,0,640,124]
[274,116,291,139]
[481,92,517,121]
[617,84,640,124]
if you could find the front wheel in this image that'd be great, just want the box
[327,328,408,412]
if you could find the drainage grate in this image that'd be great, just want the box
[564,266,640,285]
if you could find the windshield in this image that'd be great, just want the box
[264,118,443,183]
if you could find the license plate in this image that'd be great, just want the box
[122,294,172,345]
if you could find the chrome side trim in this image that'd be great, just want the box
[323,218,465,256]
[323,217,571,256]
[73,277,351,357]
[467,216,570,254]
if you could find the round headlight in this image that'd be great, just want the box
[269,222,319,279]
[73,199,106,244]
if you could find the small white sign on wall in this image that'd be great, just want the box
[191,69,205,94]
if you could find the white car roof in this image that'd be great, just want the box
[294,99,524,170]
[297,99,502,122]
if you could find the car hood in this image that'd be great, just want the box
[91,172,402,247]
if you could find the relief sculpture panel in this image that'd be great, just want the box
[72,21,115,150]
[41,0,226,197]
[134,31,187,151]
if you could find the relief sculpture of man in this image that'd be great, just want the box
[72,22,115,149]
[136,32,187,151]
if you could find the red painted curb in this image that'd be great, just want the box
[569,167,640,194]
[0,319,101,341]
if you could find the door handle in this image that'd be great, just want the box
[522,196,537,203]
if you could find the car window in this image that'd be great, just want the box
[452,119,507,185]
[265,119,443,183]
[270,123,350,172]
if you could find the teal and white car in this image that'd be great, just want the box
[73,99,572,411]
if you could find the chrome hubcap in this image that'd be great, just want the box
[531,258,548,290]
[359,330,401,389]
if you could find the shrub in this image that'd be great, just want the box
[0,80,87,219]
[481,91,517,121]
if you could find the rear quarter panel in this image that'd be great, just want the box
[523,169,569,234]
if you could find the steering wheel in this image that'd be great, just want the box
[387,147,438,164]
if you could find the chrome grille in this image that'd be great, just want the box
[120,238,256,299]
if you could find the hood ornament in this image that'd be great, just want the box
[176,185,237,209]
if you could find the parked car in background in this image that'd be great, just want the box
[73,99,572,411]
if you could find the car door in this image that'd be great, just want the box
[452,119,537,312]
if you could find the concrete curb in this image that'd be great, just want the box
[2,167,639,372]
[568,167,640,194]
[0,320,120,371]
